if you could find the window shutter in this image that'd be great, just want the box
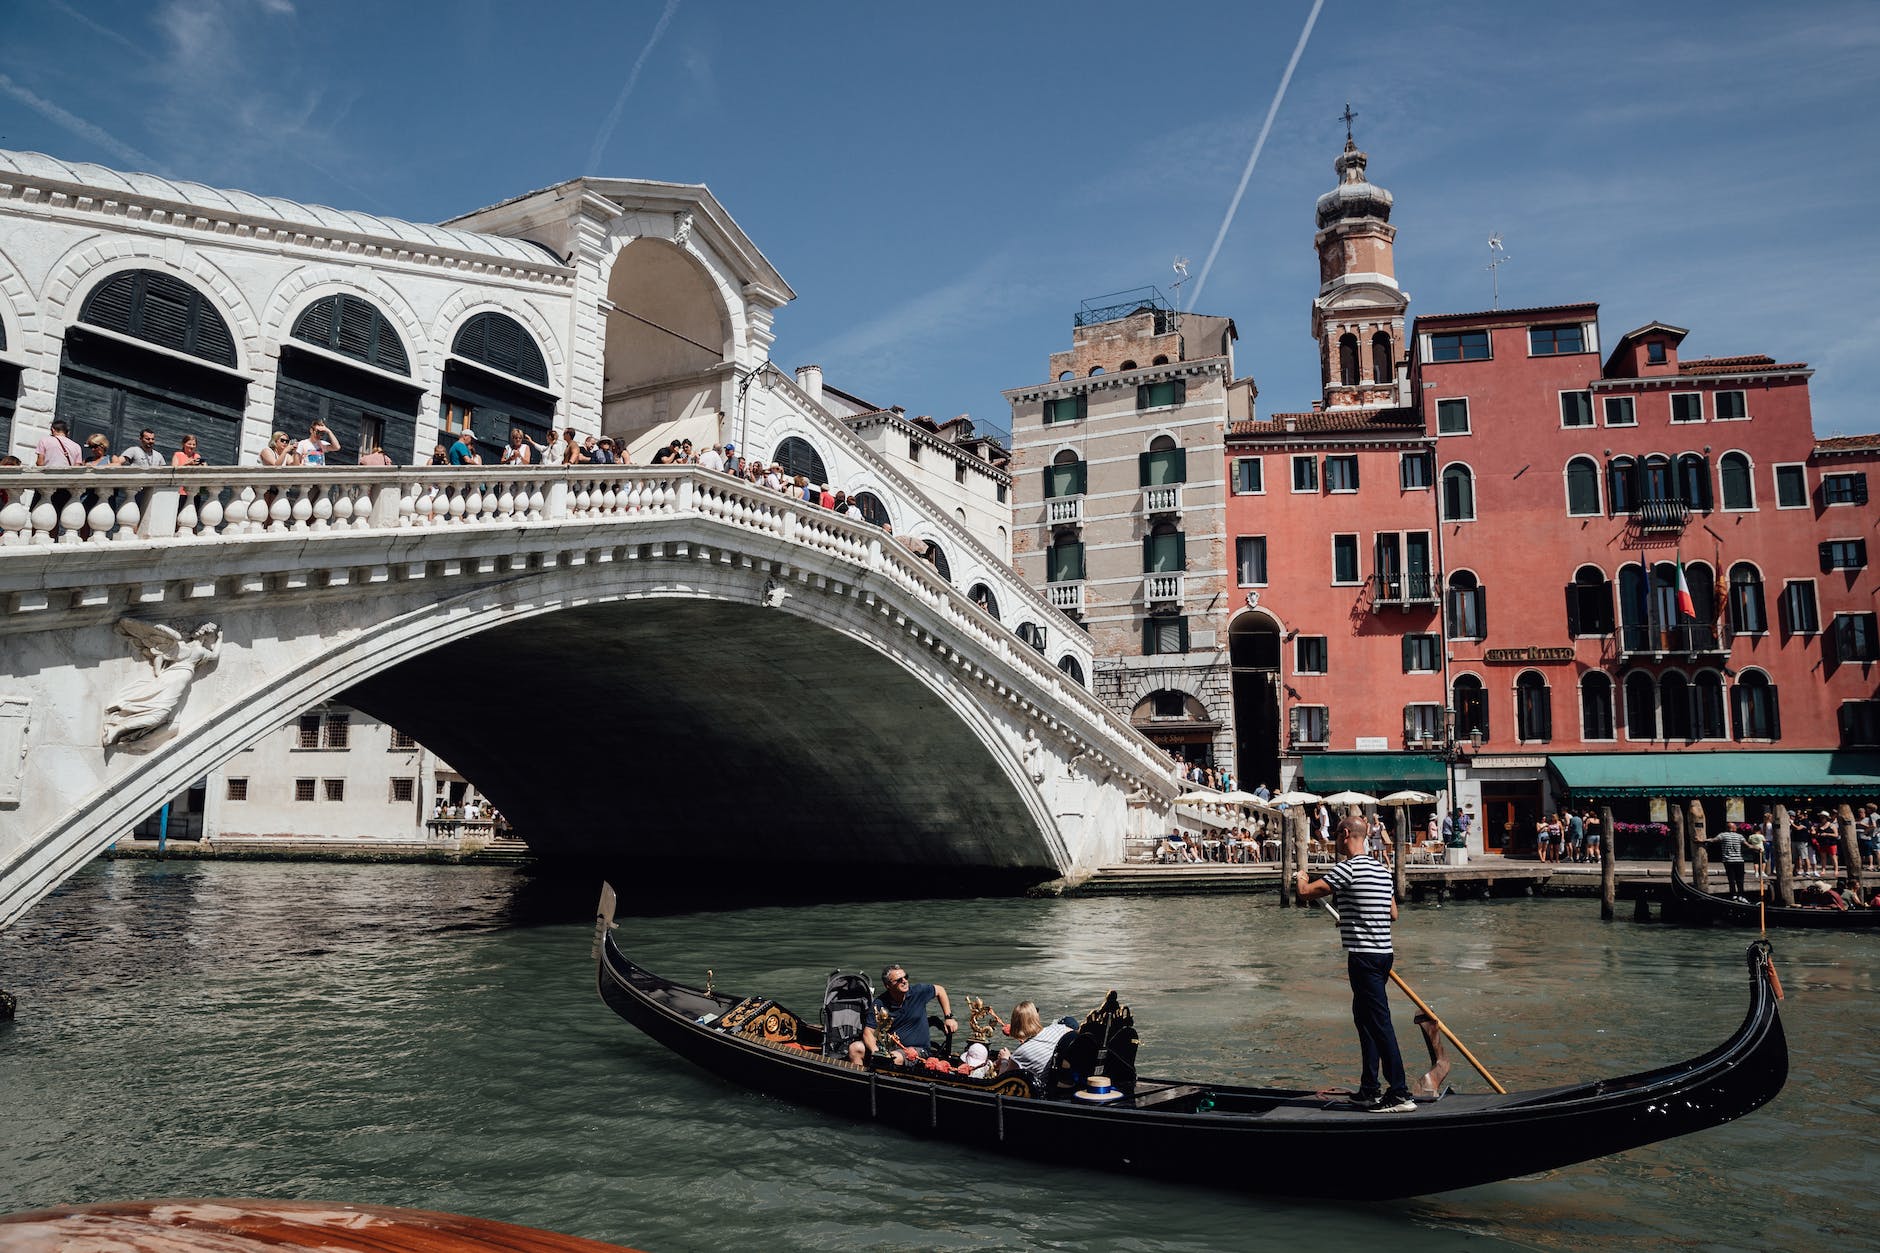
[1042,467,1055,499]
[1178,618,1190,653]
[1402,635,1414,672]
[1539,690,1552,740]
[293,297,336,348]
[1142,620,1156,655]
[1820,542,1835,573]
[1475,586,1488,639]
[1769,686,1781,740]
[1288,706,1301,745]
[1141,535,1154,573]
[1855,474,1870,506]
[1841,702,1856,744]
[1172,447,1187,482]
[1322,708,1331,746]
[1174,532,1186,568]
[1173,379,1187,405]
[1565,584,1581,637]
[1403,705,1416,741]
[1072,461,1087,495]
[1135,384,1150,410]
[1138,450,1153,486]
[1858,540,1870,567]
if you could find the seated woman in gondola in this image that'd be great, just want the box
[996,1001,1072,1089]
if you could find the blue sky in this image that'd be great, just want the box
[3,0,1877,439]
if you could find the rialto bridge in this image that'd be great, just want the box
[0,463,1182,930]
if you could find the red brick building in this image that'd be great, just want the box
[1219,134,1880,852]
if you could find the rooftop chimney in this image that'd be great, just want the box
[794,364,823,404]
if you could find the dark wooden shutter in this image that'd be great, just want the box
[1288,706,1301,745]
[453,312,548,386]
[1858,540,1870,567]
[80,272,138,335]
[1565,584,1581,637]
[1171,446,1188,482]
[1403,705,1417,741]
[1768,686,1781,740]
[1138,450,1152,486]
[1401,635,1414,672]
[1072,461,1087,495]
[1141,535,1153,572]
[1820,542,1835,573]
[1174,532,1186,568]
[1854,474,1870,506]
[1539,688,1552,740]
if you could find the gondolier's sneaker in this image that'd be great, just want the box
[1369,1093,1418,1113]
[1349,1090,1382,1109]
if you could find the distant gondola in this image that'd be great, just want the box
[1666,862,1880,930]
[592,884,1788,1199]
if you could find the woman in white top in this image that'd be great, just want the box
[996,1001,1072,1090]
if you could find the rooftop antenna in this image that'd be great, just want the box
[1486,233,1510,309]
[1170,255,1191,304]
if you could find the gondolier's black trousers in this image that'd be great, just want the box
[1348,951,1407,1097]
[1724,859,1746,897]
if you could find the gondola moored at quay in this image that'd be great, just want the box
[592,885,1789,1199]
[1665,861,1880,930]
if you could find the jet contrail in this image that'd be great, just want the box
[0,72,156,169]
[1186,0,1324,311]
[585,0,683,175]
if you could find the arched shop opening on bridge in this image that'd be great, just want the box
[275,294,418,466]
[55,269,246,464]
[1131,687,1220,769]
[602,238,733,459]
[439,311,558,465]
[0,313,18,454]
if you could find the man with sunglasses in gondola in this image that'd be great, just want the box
[873,963,957,1059]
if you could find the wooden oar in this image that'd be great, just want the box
[1318,900,1508,1095]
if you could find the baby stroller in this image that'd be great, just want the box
[821,970,874,1060]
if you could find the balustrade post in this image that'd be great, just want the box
[137,483,179,539]
[371,482,402,529]
[677,476,695,513]
[545,478,570,520]
[781,508,798,545]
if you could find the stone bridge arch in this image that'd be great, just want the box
[1,473,1171,926]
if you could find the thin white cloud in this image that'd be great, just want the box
[0,71,156,168]
[41,0,145,54]
[586,0,683,174]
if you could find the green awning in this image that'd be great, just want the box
[1547,751,1880,800]
[1298,753,1447,794]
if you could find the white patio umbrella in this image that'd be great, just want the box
[1174,791,1220,806]
[1322,789,1378,807]
[1218,790,1272,810]
[1379,789,1437,806]
[1270,790,1321,807]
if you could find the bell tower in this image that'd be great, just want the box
[1311,111,1408,411]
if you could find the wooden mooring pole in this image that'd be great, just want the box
[1773,804,1795,907]
[1689,799,1710,890]
[1839,803,1863,895]
[1599,804,1617,920]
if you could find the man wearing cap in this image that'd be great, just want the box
[1296,815,1417,1113]
[873,963,957,1059]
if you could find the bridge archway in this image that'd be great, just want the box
[1229,609,1283,790]
[602,239,734,457]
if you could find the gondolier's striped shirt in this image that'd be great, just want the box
[1320,855,1395,954]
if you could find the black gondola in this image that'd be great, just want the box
[1666,861,1880,930]
[592,885,1788,1199]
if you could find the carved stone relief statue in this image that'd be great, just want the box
[101,620,222,747]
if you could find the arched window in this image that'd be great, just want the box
[1446,571,1486,640]
[1452,674,1489,740]
[1642,454,1673,503]
[1719,451,1754,510]
[1371,331,1393,385]
[968,583,1000,620]
[79,269,237,367]
[1728,563,1766,634]
[923,539,951,583]
[1693,670,1726,739]
[1057,654,1085,686]
[1624,670,1657,740]
[1566,564,1613,636]
[280,295,423,465]
[1088,366,1105,376]
[1659,671,1692,741]
[1607,456,1638,513]
[58,269,246,464]
[851,491,890,527]
[1732,671,1780,741]
[1581,673,1615,740]
[1057,370,1074,381]
[1684,561,1718,649]
[1016,621,1046,652]
[1119,360,1138,371]
[1441,464,1475,521]
[1516,670,1552,742]
[1565,456,1601,516]
[1676,453,1712,511]
[292,294,408,374]
[773,436,828,486]
[1618,562,1650,651]
[452,311,548,385]
[1151,354,1169,366]
[1338,333,1359,386]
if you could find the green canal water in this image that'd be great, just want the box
[0,861,1873,1252]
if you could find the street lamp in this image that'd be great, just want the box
[736,366,775,463]
[1440,715,1483,848]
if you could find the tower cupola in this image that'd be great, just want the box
[1311,119,1408,411]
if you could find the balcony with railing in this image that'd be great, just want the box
[1618,622,1726,657]
[1046,495,1084,527]
[1142,483,1183,515]
[1368,570,1439,611]
[1047,581,1085,613]
[1144,572,1184,604]
[1629,498,1690,532]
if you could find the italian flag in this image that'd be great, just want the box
[1674,557,1696,620]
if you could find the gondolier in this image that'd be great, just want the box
[1297,816,1416,1113]
[1699,826,1750,900]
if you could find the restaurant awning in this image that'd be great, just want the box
[1298,753,1447,794]
[1547,751,1880,800]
